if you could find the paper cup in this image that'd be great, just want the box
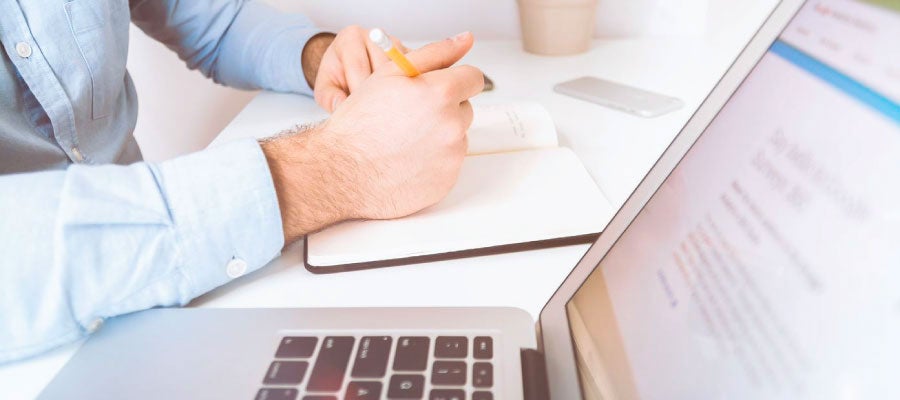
[517,0,598,56]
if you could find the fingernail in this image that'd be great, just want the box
[451,31,470,41]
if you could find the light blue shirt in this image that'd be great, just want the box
[0,0,321,363]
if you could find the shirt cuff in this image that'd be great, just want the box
[265,23,323,95]
[154,139,285,302]
[218,5,324,95]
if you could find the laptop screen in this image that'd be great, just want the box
[565,1,900,399]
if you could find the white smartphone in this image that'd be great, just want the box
[554,76,684,118]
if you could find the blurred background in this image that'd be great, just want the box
[128,0,769,161]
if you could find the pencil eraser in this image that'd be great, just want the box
[368,28,391,50]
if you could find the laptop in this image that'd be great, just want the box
[38,0,900,398]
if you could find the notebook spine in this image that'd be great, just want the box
[520,348,551,400]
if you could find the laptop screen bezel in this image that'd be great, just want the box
[535,1,808,398]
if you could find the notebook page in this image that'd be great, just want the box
[467,102,559,155]
[307,147,614,267]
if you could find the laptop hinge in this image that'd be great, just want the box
[520,348,551,400]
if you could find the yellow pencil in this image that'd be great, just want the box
[369,28,420,77]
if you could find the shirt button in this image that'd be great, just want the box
[71,147,85,162]
[87,318,104,333]
[15,42,32,58]
[226,258,248,278]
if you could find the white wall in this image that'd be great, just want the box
[127,25,257,161]
[128,0,751,161]
[271,0,713,39]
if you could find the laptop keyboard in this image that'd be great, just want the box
[256,335,496,400]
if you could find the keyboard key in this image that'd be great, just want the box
[351,336,392,378]
[276,337,318,358]
[387,375,425,399]
[473,362,493,388]
[262,361,308,385]
[431,361,466,385]
[345,381,382,400]
[302,397,336,400]
[473,337,493,359]
[307,336,355,391]
[434,336,467,358]
[472,392,493,400]
[256,388,298,400]
[393,337,430,371]
[429,389,465,400]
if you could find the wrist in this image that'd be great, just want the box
[301,32,337,89]
[260,126,358,243]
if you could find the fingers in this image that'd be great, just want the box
[338,29,374,92]
[401,32,474,75]
[345,26,413,88]
[426,64,485,103]
[314,25,385,112]
[314,81,349,113]
[393,36,409,53]
[314,26,477,115]
[363,33,390,71]
[313,56,349,113]
[316,26,406,111]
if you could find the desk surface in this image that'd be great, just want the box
[0,4,776,397]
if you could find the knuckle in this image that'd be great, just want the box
[343,25,363,35]
[461,99,474,112]
[433,81,456,101]
[464,104,475,118]
[406,82,431,103]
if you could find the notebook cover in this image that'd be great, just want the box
[302,232,600,274]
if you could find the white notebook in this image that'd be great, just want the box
[305,102,615,271]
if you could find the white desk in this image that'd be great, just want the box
[0,4,775,397]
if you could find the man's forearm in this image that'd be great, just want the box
[0,140,283,363]
[260,124,361,244]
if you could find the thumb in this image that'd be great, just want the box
[402,32,474,74]
[314,83,349,113]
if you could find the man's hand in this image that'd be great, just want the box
[301,32,337,91]
[263,32,483,243]
[307,25,408,113]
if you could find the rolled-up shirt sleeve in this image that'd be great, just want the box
[0,139,284,363]
[129,0,322,94]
